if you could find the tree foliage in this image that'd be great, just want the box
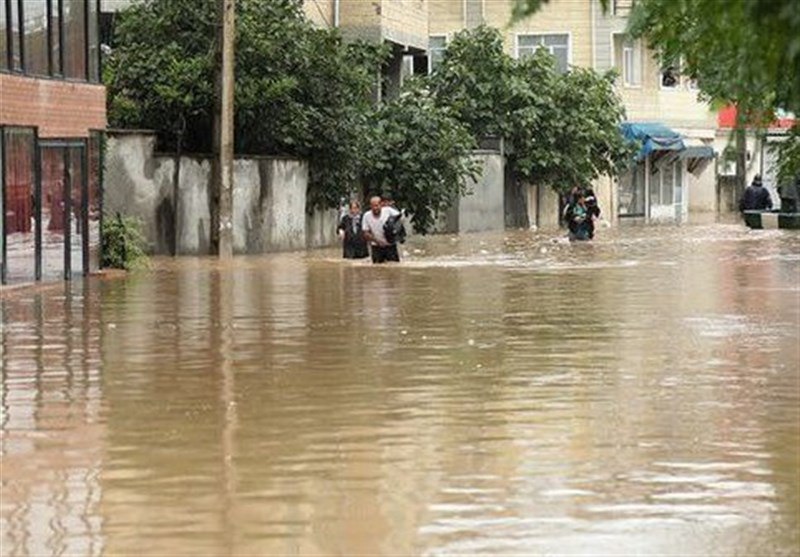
[627,0,800,117]
[363,83,480,234]
[626,0,800,188]
[105,0,384,208]
[429,26,631,192]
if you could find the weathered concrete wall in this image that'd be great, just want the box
[307,208,340,249]
[687,164,718,215]
[441,151,505,234]
[525,184,562,230]
[104,131,325,255]
[103,132,175,254]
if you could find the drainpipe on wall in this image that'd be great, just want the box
[334,0,340,27]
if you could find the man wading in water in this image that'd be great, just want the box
[361,196,401,264]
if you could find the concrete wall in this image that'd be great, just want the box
[525,184,562,230]
[104,131,337,255]
[304,0,335,27]
[687,161,718,214]
[339,0,429,49]
[441,151,505,234]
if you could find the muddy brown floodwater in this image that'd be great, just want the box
[1,224,798,556]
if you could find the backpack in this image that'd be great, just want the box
[383,213,407,245]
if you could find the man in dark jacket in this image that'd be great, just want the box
[739,175,773,212]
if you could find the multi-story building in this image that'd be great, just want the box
[307,0,721,227]
[1,0,106,286]
[304,0,429,99]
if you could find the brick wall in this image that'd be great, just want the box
[0,74,106,138]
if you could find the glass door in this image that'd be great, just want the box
[40,141,87,281]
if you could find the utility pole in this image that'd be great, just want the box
[217,0,235,258]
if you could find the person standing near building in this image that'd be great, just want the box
[337,200,369,259]
[361,196,401,264]
[739,174,773,212]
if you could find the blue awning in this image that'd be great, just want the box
[621,122,685,162]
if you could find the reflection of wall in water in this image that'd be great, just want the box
[0,285,105,555]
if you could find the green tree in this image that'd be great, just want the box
[105,0,384,209]
[363,83,480,234]
[626,0,800,117]
[625,0,800,186]
[428,26,631,193]
[427,25,525,139]
[509,51,632,191]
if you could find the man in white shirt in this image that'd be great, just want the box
[361,196,401,263]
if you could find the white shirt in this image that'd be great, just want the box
[361,206,400,246]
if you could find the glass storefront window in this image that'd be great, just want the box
[2,128,37,284]
[23,1,49,75]
[68,146,85,276]
[63,0,86,80]
[41,146,66,281]
[1,0,8,70]
[87,0,99,81]
[87,132,101,272]
[618,164,646,217]
[51,0,62,75]
[10,0,21,70]
[2,0,99,81]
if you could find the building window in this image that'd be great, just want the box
[517,33,569,73]
[2,127,37,284]
[618,163,646,217]
[428,35,446,73]
[1,0,8,69]
[63,0,86,79]
[612,0,634,17]
[660,55,681,89]
[0,0,99,82]
[464,0,483,29]
[23,1,49,75]
[614,35,641,87]
[87,0,99,81]
[9,0,21,70]
[651,159,684,206]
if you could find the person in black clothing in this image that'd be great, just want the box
[739,175,773,212]
[337,200,369,259]
[582,187,601,239]
[564,185,601,240]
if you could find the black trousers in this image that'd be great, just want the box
[371,244,400,264]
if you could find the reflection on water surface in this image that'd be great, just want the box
[1,225,798,555]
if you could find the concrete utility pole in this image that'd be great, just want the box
[217,0,235,258]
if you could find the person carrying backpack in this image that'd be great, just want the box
[361,196,402,264]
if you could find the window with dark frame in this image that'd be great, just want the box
[24,1,49,75]
[0,0,100,82]
[64,0,86,80]
[1,0,9,70]
[10,0,21,71]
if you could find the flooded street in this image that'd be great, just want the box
[1,224,798,556]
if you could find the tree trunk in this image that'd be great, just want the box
[171,120,184,257]
[735,105,748,202]
[210,0,223,255]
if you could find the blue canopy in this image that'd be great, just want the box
[621,122,685,162]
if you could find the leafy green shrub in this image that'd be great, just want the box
[101,214,149,270]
